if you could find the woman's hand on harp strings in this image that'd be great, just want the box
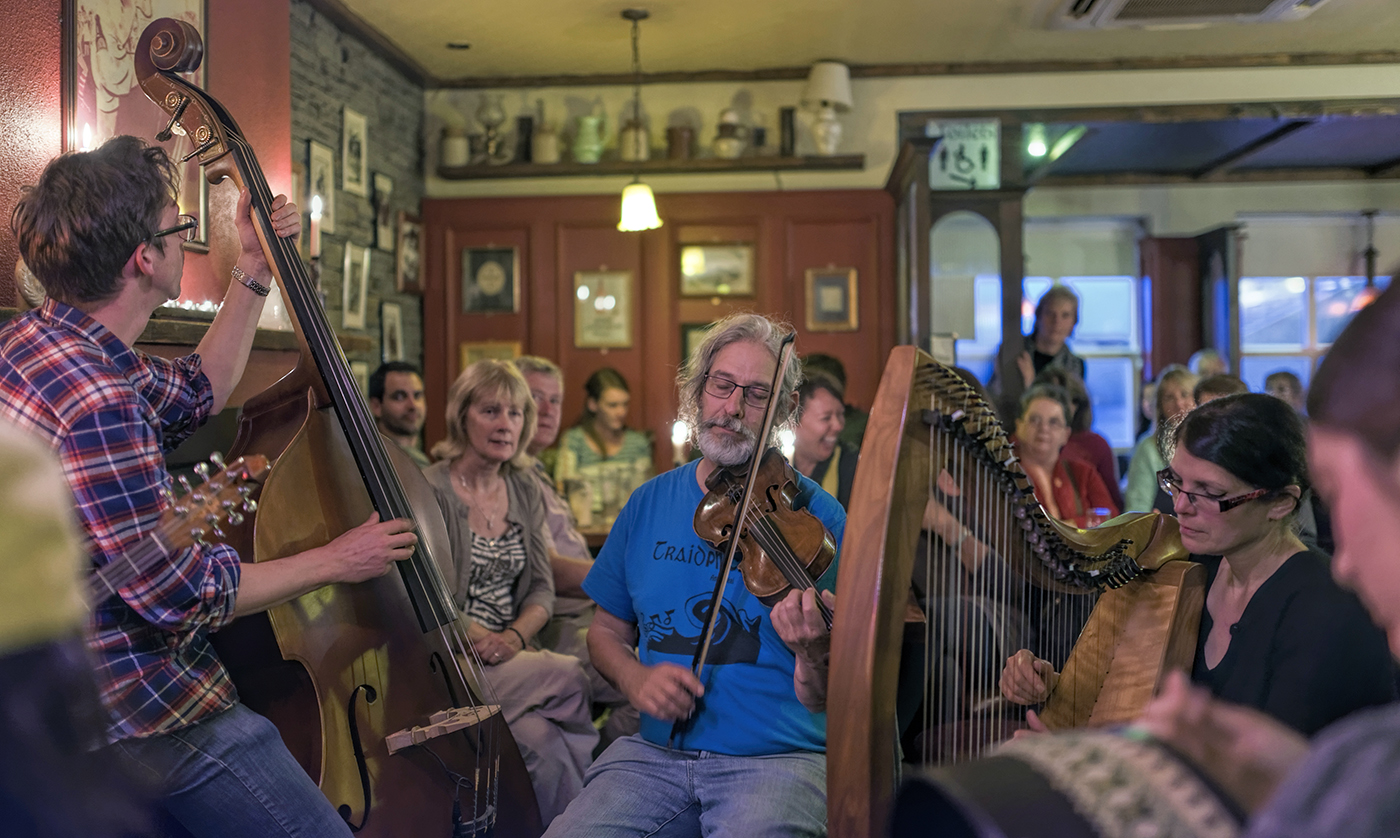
[1135,670,1309,815]
[1000,649,1059,705]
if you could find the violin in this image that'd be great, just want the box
[693,448,836,628]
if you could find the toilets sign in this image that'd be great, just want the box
[926,119,1001,190]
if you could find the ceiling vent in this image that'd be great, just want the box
[1050,0,1332,29]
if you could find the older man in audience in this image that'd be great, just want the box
[514,356,638,749]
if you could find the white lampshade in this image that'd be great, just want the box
[801,61,853,112]
[618,181,662,232]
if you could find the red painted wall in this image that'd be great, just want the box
[0,0,291,309]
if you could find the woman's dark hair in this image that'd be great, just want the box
[1309,277,1400,463]
[11,136,179,304]
[1175,392,1309,509]
[580,367,630,423]
[1018,383,1074,427]
[797,370,844,416]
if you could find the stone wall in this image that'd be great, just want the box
[290,0,425,376]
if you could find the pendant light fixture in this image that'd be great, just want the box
[1352,209,1381,312]
[617,8,662,232]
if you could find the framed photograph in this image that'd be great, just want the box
[804,267,859,332]
[350,361,370,396]
[64,1,210,249]
[679,244,755,297]
[342,243,370,330]
[380,301,404,362]
[573,271,632,349]
[680,322,714,366]
[461,247,519,313]
[459,341,522,371]
[342,107,368,197]
[373,173,394,251]
[308,140,336,234]
[396,212,422,294]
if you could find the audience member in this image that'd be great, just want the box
[1033,368,1123,511]
[990,285,1086,423]
[1189,348,1230,377]
[1196,373,1249,404]
[1137,379,1157,441]
[1012,384,1118,529]
[1264,370,1306,413]
[513,356,638,750]
[1124,365,1197,513]
[423,361,597,825]
[804,352,869,448]
[368,361,429,467]
[1007,394,1394,736]
[554,368,653,519]
[790,371,857,509]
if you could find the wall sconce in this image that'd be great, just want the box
[801,61,853,156]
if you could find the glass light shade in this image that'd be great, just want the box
[800,61,853,112]
[618,182,662,232]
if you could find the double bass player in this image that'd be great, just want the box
[0,136,416,838]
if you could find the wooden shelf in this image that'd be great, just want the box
[437,154,865,180]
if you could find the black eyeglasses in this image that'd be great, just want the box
[703,374,772,408]
[149,214,199,243]
[1157,469,1274,513]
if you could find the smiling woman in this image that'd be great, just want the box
[791,370,857,508]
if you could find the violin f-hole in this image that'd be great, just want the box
[340,684,378,832]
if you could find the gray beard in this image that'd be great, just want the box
[696,417,759,468]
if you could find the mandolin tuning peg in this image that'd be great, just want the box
[242,498,258,514]
[209,451,224,467]
[178,475,193,495]
[190,527,206,544]
[211,526,225,539]
[193,462,211,480]
[227,512,245,526]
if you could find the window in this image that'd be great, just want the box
[1237,274,1390,392]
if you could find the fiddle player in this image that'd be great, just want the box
[0,136,417,838]
[542,313,844,838]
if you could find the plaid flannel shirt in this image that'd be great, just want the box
[0,299,242,740]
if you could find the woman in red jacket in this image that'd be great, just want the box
[1013,384,1118,528]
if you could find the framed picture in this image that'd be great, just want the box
[350,361,370,396]
[396,212,422,294]
[380,301,404,362]
[373,173,394,251]
[342,107,368,197]
[805,267,859,332]
[459,341,522,371]
[64,1,210,249]
[308,140,336,234]
[680,322,714,366]
[679,244,755,297]
[573,271,632,349]
[342,243,370,330]
[461,247,519,313]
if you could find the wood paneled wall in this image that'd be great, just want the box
[421,190,896,469]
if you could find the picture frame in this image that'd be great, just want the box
[373,172,394,251]
[804,267,859,332]
[342,243,370,330]
[459,341,522,371]
[350,361,371,396]
[380,301,404,362]
[64,1,210,250]
[308,140,337,234]
[573,271,633,349]
[680,322,714,366]
[396,212,423,294]
[461,247,519,313]
[679,243,755,297]
[342,107,369,197]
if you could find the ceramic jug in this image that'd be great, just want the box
[573,114,606,164]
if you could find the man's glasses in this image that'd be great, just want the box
[150,214,199,243]
[703,374,771,408]
[1157,469,1274,513]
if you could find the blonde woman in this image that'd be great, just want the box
[423,360,597,825]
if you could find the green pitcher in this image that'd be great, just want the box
[573,113,606,164]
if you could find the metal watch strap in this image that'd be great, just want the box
[231,265,271,297]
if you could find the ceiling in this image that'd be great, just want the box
[335,0,1400,83]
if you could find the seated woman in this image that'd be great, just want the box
[1003,393,1395,736]
[554,368,653,519]
[1034,368,1123,512]
[424,360,598,825]
[789,371,857,508]
[1124,365,1197,513]
[1013,384,1119,529]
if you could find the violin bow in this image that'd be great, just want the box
[670,333,797,747]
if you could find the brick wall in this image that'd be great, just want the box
[289,0,425,373]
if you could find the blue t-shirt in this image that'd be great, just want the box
[584,460,845,756]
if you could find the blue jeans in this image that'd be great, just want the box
[542,735,827,838]
[111,703,351,838]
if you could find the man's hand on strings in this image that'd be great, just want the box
[1000,648,1058,705]
[771,587,834,666]
[233,188,301,285]
[323,512,417,584]
[626,662,704,721]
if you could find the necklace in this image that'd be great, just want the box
[457,472,506,531]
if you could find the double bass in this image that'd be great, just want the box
[135,19,541,838]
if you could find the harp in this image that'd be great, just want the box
[827,347,1203,838]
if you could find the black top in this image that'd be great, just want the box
[809,440,860,510]
[1192,550,1396,736]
